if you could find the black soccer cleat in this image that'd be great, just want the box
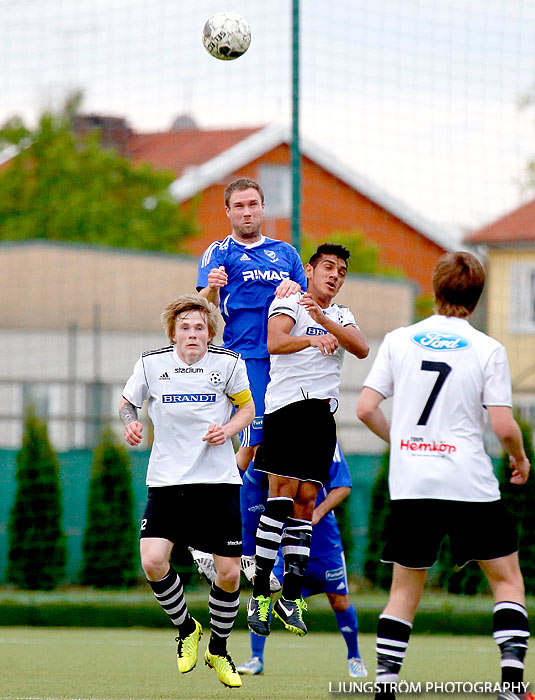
[273,596,307,636]
[247,595,271,636]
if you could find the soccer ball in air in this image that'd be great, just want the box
[202,12,251,61]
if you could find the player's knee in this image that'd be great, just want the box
[215,561,240,590]
[328,593,350,612]
[293,490,317,519]
[236,444,256,471]
[141,552,169,581]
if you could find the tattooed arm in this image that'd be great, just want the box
[119,396,143,446]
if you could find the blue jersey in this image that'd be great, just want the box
[310,444,352,559]
[197,235,306,360]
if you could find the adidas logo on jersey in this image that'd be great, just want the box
[240,253,251,261]
[159,372,170,380]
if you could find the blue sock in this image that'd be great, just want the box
[335,605,360,658]
[250,629,266,661]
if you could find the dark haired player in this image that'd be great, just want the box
[247,243,369,637]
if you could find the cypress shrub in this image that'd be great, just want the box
[7,408,67,590]
[81,427,138,588]
[363,449,392,590]
[498,414,535,594]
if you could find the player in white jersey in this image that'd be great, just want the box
[356,252,531,700]
[119,294,254,689]
[247,244,370,638]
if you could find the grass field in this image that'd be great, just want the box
[2,627,534,700]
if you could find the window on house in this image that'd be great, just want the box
[258,164,291,218]
[510,263,535,333]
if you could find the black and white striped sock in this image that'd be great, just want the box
[493,601,530,684]
[281,516,313,601]
[148,568,194,637]
[253,496,293,597]
[376,614,413,684]
[208,584,240,656]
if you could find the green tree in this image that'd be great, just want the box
[300,231,405,277]
[7,409,67,590]
[363,450,392,590]
[0,94,198,252]
[497,413,535,594]
[81,427,138,588]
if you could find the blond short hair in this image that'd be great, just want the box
[161,294,218,342]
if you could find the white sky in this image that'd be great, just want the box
[1,0,535,242]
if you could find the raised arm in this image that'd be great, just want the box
[487,406,530,484]
[198,265,228,305]
[267,313,339,356]
[299,293,369,359]
[119,396,144,446]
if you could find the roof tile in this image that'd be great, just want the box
[128,127,261,176]
[464,199,535,244]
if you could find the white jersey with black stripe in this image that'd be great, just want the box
[264,292,358,414]
[363,314,512,501]
[122,344,249,486]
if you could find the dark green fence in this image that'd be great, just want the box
[0,449,382,584]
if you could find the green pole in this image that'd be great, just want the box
[290,0,301,253]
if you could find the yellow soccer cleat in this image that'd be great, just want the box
[204,648,242,688]
[175,618,202,673]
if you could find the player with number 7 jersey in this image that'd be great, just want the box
[356,252,530,700]
[362,310,511,501]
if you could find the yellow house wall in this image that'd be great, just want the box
[487,247,535,393]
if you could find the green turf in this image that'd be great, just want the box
[1,627,534,700]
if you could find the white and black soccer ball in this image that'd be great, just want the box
[209,370,222,385]
[202,12,251,61]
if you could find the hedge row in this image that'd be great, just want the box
[2,596,533,635]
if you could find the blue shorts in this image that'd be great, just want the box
[239,357,271,448]
[273,547,349,598]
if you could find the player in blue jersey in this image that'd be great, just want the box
[236,445,368,678]
[197,178,307,471]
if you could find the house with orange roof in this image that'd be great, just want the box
[75,115,452,295]
[464,200,535,410]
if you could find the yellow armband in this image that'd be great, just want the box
[228,388,253,409]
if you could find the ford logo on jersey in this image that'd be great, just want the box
[411,331,471,351]
[162,394,216,403]
[306,327,328,336]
